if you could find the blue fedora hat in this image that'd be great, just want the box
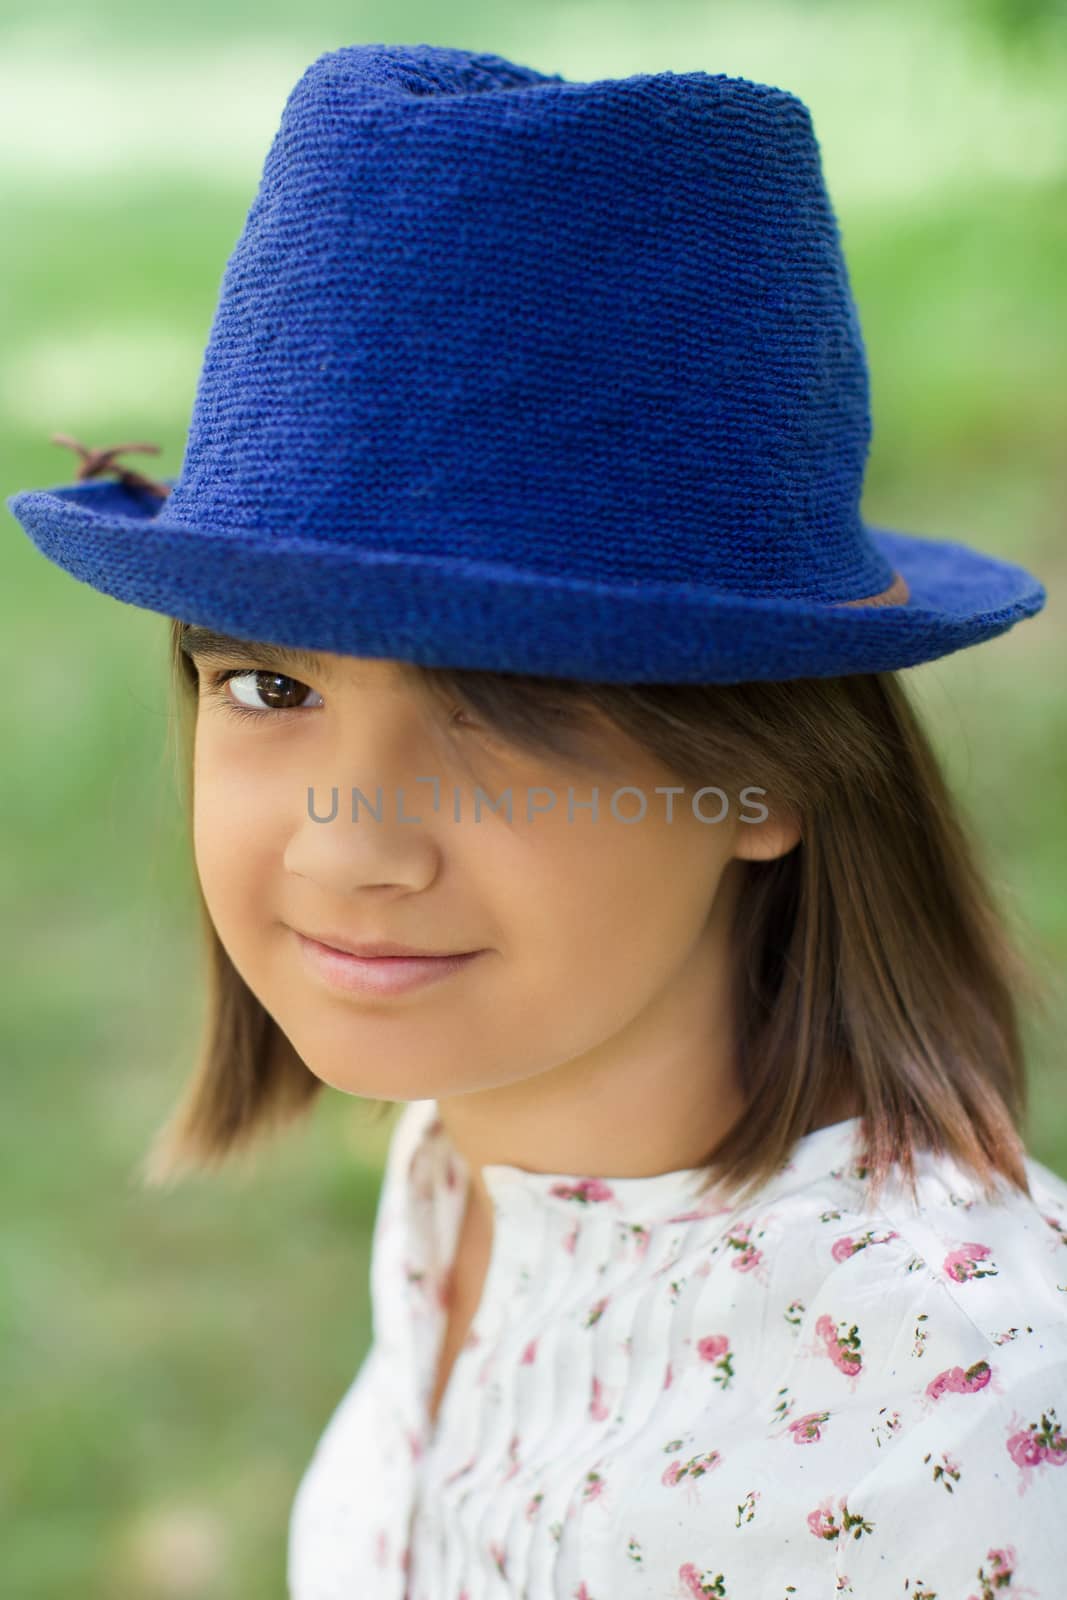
[7,43,1046,683]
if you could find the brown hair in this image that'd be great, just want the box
[137,616,1053,1213]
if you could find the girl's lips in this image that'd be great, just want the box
[293,931,484,996]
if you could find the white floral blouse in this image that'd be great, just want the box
[287,1096,1067,1599]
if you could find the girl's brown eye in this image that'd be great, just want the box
[206,667,325,719]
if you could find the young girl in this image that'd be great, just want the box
[9,41,1066,1600]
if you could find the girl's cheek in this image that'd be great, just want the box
[192,778,271,903]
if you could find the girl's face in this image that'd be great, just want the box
[190,647,798,1108]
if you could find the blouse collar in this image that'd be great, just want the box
[394,1095,870,1229]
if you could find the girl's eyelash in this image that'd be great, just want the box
[201,666,321,723]
[200,666,485,733]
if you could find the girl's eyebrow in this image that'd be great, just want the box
[179,625,336,682]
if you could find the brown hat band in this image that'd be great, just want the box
[835,571,911,607]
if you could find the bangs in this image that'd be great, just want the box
[408,663,624,773]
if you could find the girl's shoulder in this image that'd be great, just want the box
[738,1141,1067,1592]
[856,1140,1067,1341]
[761,1134,1067,1360]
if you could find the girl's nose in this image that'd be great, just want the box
[283,780,445,899]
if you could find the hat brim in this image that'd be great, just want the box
[7,478,1047,682]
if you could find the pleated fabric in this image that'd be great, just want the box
[288,1097,1067,1599]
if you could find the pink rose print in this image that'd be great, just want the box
[807,1495,873,1543]
[677,1562,727,1597]
[967,1544,1042,1600]
[488,1539,507,1578]
[724,1219,764,1273]
[661,1449,722,1500]
[563,1221,580,1254]
[943,1241,998,1282]
[550,1177,616,1205]
[663,1359,674,1389]
[872,1410,902,1448]
[574,1584,594,1600]
[924,1448,961,1491]
[830,1226,900,1262]
[443,1452,477,1486]
[807,1498,843,1541]
[521,1337,538,1365]
[735,1488,760,1526]
[925,1359,992,1400]
[502,1432,521,1482]
[785,1298,805,1329]
[374,1526,388,1568]
[695,1333,735,1389]
[788,1410,831,1444]
[525,1491,544,1521]
[584,1296,609,1329]
[582,1468,608,1506]
[590,1374,611,1421]
[1006,1405,1067,1491]
[814,1312,863,1377]
[619,1221,651,1260]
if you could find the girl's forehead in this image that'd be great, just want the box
[181,625,422,688]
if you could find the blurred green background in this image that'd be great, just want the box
[3,1,1066,1594]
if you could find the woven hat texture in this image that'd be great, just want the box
[6,42,1047,681]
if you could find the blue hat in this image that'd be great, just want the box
[6,43,1046,683]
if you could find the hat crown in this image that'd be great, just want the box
[163,43,893,605]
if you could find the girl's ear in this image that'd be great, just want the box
[730,805,802,864]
